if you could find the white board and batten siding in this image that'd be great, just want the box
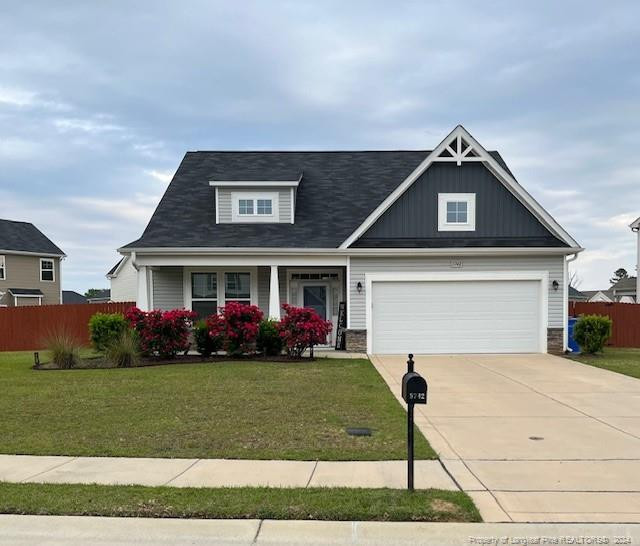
[349,255,565,354]
[217,188,292,223]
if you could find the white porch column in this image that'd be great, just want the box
[136,266,150,311]
[269,265,280,320]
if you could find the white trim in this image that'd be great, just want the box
[231,192,280,223]
[209,179,301,188]
[138,254,349,267]
[106,255,129,279]
[268,265,280,319]
[437,193,476,232]
[215,187,220,224]
[0,254,5,281]
[0,249,65,258]
[121,246,583,257]
[137,266,150,311]
[290,187,295,224]
[346,256,351,329]
[39,257,55,283]
[339,125,579,249]
[364,271,549,355]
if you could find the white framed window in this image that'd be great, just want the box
[438,193,476,231]
[191,272,217,319]
[225,272,251,305]
[184,268,258,318]
[40,258,55,282]
[232,192,279,222]
[0,255,5,280]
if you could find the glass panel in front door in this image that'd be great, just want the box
[303,286,327,319]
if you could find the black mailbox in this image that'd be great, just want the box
[402,372,427,404]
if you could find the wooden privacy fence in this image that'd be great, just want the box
[569,301,640,348]
[0,302,135,351]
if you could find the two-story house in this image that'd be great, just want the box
[116,126,582,354]
[0,219,65,306]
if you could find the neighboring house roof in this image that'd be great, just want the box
[62,290,87,304]
[582,290,614,302]
[106,256,127,278]
[568,286,587,300]
[611,277,637,293]
[86,289,111,302]
[121,126,576,251]
[631,217,640,230]
[0,218,65,255]
[8,288,44,296]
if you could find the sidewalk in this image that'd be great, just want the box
[0,454,456,490]
[1,515,639,545]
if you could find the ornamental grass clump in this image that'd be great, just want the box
[278,304,332,359]
[105,329,140,368]
[125,307,196,359]
[46,331,81,369]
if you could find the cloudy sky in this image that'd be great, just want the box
[1,1,639,292]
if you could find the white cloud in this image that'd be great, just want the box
[145,169,174,183]
[53,117,125,134]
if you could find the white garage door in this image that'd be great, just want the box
[371,279,542,354]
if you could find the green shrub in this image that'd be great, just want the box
[89,313,128,352]
[574,314,612,354]
[105,330,139,368]
[46,331,81,369]
[257,319,283,356]
[194,319,224,357]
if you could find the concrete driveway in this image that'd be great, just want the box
[371,353,640,523]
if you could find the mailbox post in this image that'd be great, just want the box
[401,353,427,490]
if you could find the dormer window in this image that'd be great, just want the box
[231,192,279,222]
[438,193,476,231]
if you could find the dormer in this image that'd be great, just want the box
[210,175,301,224]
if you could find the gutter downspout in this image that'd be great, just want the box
[565,252,579,352]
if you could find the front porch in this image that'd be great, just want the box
[136,263,348,348]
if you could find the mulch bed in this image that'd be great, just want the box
[34,353,312,370]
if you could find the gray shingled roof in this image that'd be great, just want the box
[612,277,637,292]
[122,150,513,249]
[62,290,87,304]
[0,219,64,255]
[8,288,44,296]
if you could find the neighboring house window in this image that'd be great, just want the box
[225,272,251,305]
[438,193,476,231]
[191,272,217,318]
[231,192,279,222]
[0,255,5,280]
[40,258,55,282]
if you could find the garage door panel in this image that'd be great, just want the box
[371,280,541,354]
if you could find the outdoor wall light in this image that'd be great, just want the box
[356,281,363,293]
[552,280,559,291]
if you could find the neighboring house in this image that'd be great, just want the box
[62,290,87,304]
[631,216,639,303]
[568,286,588,302]
[107,256,137,302]
[0,219,65,307]
[611,276,637,303]
[116,125,582,354]
[582,290,614,303]
[86,289,111,304]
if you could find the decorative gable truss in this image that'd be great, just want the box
[339,125,581,249]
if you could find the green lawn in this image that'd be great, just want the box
[0,351,435,460]
[0,482,480,522]
[569,348,640,380]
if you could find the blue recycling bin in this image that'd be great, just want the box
[568,317,580,353]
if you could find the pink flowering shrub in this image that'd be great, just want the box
[125,307,196,358]
[216,302,264,355]
[278,304,332,358]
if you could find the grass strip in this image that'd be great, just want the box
[0,482,480,522]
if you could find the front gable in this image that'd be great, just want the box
[351,161,567,248]
[341,125,579,250]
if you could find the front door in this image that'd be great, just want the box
[303,285,328,319]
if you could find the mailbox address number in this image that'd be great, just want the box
[408,392,426,401]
